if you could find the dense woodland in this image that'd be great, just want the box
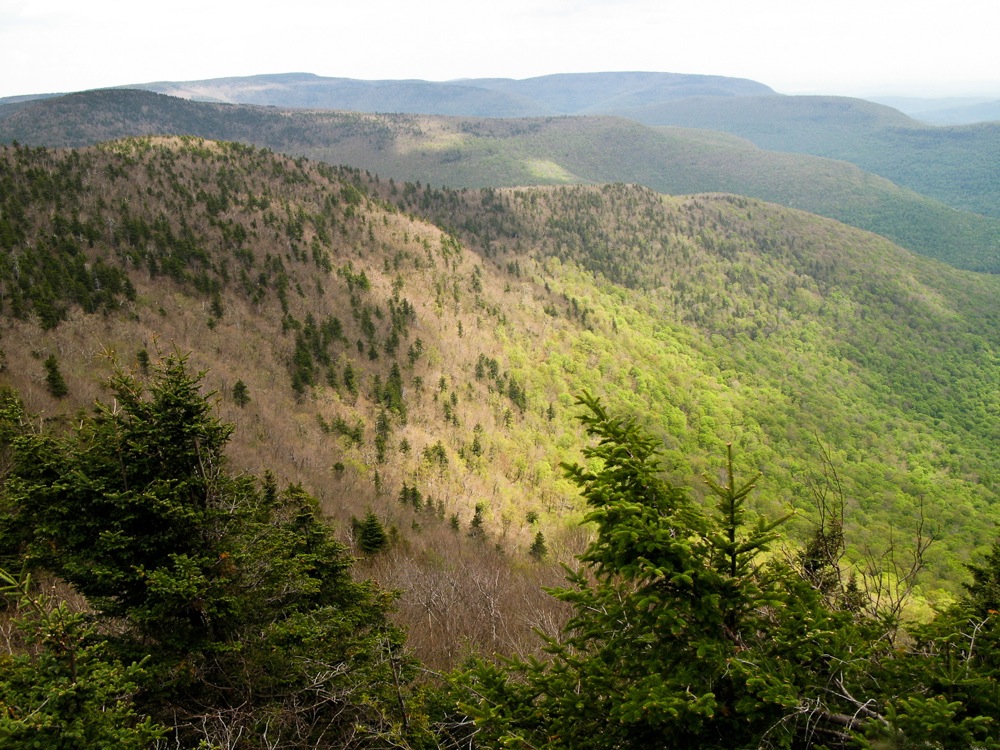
[0,137,999,747]
[3,89,1000,273]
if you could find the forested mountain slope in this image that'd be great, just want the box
[3,134,1000,746]
[633,94,1000,219]
[2,89,998,272]
[1,136,998,607]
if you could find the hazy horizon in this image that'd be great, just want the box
[2,0,998,101]
[3,70,999,106]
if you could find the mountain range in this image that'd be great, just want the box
[125,71,779,115]
[2,72,999,273]
[2,131,998,608]
[1,71,999,658]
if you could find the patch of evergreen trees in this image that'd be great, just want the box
[0,356,438,747]
[4,337,1000,745]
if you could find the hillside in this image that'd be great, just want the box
[2,133,999,627]
[65,71,1000,224]
[632,94,1000,219]
[2,89,999,273]
[875,95,1000,125]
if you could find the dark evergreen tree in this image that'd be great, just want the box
[528,530,547,560]
[43,354,69,398]
[0,355,433,748]
[469,502,485,539]
[358,510,389,554]
[461,393,871,749]
[231,378,250,407]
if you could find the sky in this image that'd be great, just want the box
[2,0,998,100]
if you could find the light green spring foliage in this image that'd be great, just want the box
[460,394,1000,749]
[0,570,165,749]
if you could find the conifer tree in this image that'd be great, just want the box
[461,392,868,749]
[469,502,485,539]
[0,354,432,748]
[358,510,389,554]
[231,378,250,407]
[43,354,68,398]
[528,530,547,560]
[0,569,166,748]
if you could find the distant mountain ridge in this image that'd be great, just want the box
[874,95,1000,125]
[129,71,777,116]
[1,88,998,272]
[8,70,996,225]
[126,71,1000,225]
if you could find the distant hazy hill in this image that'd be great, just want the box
[6,72,997,223]
[875,95,1000,126]
[2,88,997,272]
[624,94,1000,219]
[132,71,776,115]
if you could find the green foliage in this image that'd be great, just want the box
[231,378,250,407]
[962,542,1000,615]
[461,394,875,749]
[399,482,424,512]
[0,569,166,748]
[469,502,485,539]
[317,412,364,446]
[357,510,389,554]
[528,530,547,560]
[42,354,68,398]
[860,543,1000,749]
[6,355,235,637]
[452,394,1000,748]
[343,361,358,397]
[414,181,999,593]
[0,354,434,748]
[422,440,448,472]
[860,695,999,749]
[0,145,137,326]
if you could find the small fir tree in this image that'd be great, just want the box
[529,531,548,560]
[358,511,389,554]
[231,379,250,407]
[469,503,485,539]
[43,354,69,398]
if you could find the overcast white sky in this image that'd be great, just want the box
[2,0,998,99]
